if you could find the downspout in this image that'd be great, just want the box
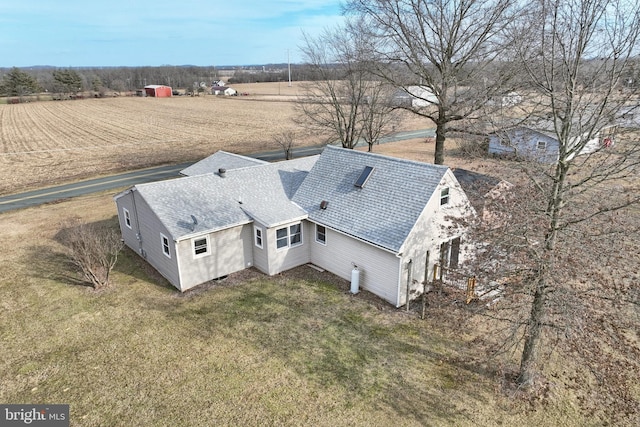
[130,188,145,258]
[396,254,403,308]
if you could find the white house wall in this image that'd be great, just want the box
[309,224,401,306]
[251,222,269,274]
[397,170,475,306]
[116,191,181,288]
[176,224,253,291]
[263,221,312,275]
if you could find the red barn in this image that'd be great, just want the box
[144,85,172,97]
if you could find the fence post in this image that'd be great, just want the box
[466,276,476,304]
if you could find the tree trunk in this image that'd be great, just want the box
[434,120,446,165]
[517,275,547,386]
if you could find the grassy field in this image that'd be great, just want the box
[0,186,598,426]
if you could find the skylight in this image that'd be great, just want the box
[354,166,374,188]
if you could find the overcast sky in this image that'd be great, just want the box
[0,0,344,67]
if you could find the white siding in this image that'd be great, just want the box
[397,170,475,305]
[116,190,181,288]
[252,222,269,274]
[176,224,253,291]
[309,225,401,306]
[263,221,311,275]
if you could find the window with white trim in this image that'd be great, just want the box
[440,187,450,206]
[123,207,132,229]
[193,236,210,258]
[161,233,171,258]
[276,223,303,249]
[254,226,263,248]
[440,237,461,269]
[536,140,547,150]
[315,224,326,244]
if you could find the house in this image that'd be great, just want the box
[392,86,438,108]
[211,86,237,96]
[487,124,616,163]
[114,146,475,307]
[144,85,172,97]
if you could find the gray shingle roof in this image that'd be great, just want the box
[136,156,317,239]
[292,146,449,252]
[180,151,268,177]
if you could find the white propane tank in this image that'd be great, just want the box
[350,266,360,294]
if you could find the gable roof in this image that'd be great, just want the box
[135,156,317,240]
[180,151,268,177]
[292,146,449,253]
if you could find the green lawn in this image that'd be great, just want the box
[0,195,598,426]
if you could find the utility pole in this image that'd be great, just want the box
[287,49,292,87]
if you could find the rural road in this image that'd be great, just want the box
[0,129,434,213]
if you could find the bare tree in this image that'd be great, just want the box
[272,130,297,160]
[345,0,521,164]
[457,0,640,418]
[296,20,399,149]
[59,218,124,289]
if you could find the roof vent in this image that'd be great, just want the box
[354,166,374,188]
[218,168,226,177]
[320,200,329,210]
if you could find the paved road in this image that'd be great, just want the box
[0,129,434,213]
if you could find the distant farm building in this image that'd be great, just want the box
[211,86,237,96]
[144,85,172,97]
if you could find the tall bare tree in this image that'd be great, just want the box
[458,0,640,416]
[346,0,520,164]
[296,20,399,150]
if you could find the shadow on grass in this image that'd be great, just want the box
[24,244,89,287]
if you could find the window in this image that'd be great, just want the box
[536,140,547,150]
[440,187,450,205]
[315,224,326,244]
[276,228,288,249]
[440,237,461,269]
[193,236,210,258]
[276,223,303,249]
[254,226,263,248]
[290,223,302,246]
[123,208,131,229]
[161,233,171,258]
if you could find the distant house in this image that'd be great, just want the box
[114,146,475,307]
[487,124,616,163]
[393,86,439,108]
[211,86,237,96]
[144,85,172,97]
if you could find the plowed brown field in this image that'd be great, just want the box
[0,94,304,195]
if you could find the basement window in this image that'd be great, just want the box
[354,166,374,188]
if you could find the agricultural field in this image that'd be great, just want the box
[0,95,300,195]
